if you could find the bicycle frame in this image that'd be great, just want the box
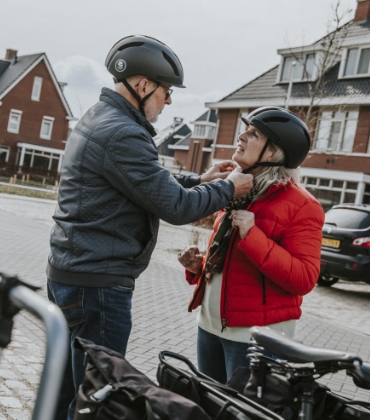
[0,278,68,420]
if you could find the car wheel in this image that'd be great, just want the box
[317,276,339,287]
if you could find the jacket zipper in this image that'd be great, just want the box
[221,230,237,332]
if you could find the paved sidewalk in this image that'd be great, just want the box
[0,196,370,418]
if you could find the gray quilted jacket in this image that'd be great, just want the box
[47,88,234,288]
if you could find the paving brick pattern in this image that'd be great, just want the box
[0,200,370,419]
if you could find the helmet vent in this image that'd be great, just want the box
[263,117,290,124]
[118,42,144,51]
[162,51,179,76]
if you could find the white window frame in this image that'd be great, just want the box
[31,76,43,101]
[40,116,55,140]
[0,146,10,162]
[279,53,316,83]
[7,109,22,134]
[303,177,359,206]
[340,45,370,78]
[313,109,359,152]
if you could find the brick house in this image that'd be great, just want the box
[169,110,217,175]
[0,49,74,176]
[182,0,370,210]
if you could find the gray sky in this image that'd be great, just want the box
[0,0,356,131]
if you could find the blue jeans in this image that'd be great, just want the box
[197,327,251,384]
[47,279,133,420]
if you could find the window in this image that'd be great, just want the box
[343,47,370,77]
[303,177,360,211]
[31,76,43,101]
[0,146,10,162]
[193,125,206,138]
[20,148,61,171]
[7,110,22,134]
[314,110,359,152]
[40,116,54,140]
[364,184,370,204]
[280,54,315,82]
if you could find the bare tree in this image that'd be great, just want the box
[286,1,353,128]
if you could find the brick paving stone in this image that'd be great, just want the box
[0,398,22,409]
[1,201,370,417]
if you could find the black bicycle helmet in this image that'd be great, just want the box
[241,107,311,171]
[105,35,185,117]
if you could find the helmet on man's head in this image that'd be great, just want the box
[242,107,311,168]
[105,35,185,88]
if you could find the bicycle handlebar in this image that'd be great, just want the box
[9,285,69,420]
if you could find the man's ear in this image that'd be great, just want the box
[137,78,150,98]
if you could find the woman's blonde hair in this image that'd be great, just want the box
[253,143,301,199]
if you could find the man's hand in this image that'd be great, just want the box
[177,245,204,274]
[230,210,255,240]
[227,167,254,198]
[200,160,237,183]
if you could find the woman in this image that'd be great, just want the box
[178,107,324,383]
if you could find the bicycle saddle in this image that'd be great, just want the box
[250,327,362,365]
[348,362,370,390]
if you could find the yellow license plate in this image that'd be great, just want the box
[322,238,340,248]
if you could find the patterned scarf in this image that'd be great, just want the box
[204,185,259,281]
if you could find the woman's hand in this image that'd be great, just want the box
[230,210,255,240]
[178,245,204,274]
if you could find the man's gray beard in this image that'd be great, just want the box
[146,112,159,124]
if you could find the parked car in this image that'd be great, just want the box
[319,204,370,287]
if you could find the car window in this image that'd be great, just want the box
[325,208,370,229]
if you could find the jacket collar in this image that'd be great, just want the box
[99,87,157,137]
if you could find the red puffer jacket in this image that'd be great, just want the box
[186,182,324,328]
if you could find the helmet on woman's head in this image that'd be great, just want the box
[105,35,185,88]
[242,107,311,168]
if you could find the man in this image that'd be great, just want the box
[47,35,253,419]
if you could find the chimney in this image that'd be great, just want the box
[172,117,183,128]
[354,0,370,22]
[5,49,18,61]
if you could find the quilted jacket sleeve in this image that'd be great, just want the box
[238,201,324,296]
[174,175,201,188]
[103,125,234,225]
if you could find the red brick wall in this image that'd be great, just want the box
[353,106,370,153]
[185,138,212,174]
[215,109,239,147]
[0,58,69,164]
[302,154,370,172]
[173,150,188,169]
[354,0,370,21]
[213,146,235,161]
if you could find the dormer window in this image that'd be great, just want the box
[280,54,315,82]
[194,125,206,137]
[31,76,43,101]
[343,47,370,77]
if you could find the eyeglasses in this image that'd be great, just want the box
[164,88,173,100]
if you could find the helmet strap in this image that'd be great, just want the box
[242,138,285,174]
[121,79,159,118]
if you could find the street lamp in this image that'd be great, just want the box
[285,60,296,110]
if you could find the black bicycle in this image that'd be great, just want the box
[157,327,370,420]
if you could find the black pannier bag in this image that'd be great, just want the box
[157,350,284,420]
[73,338,210,420]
